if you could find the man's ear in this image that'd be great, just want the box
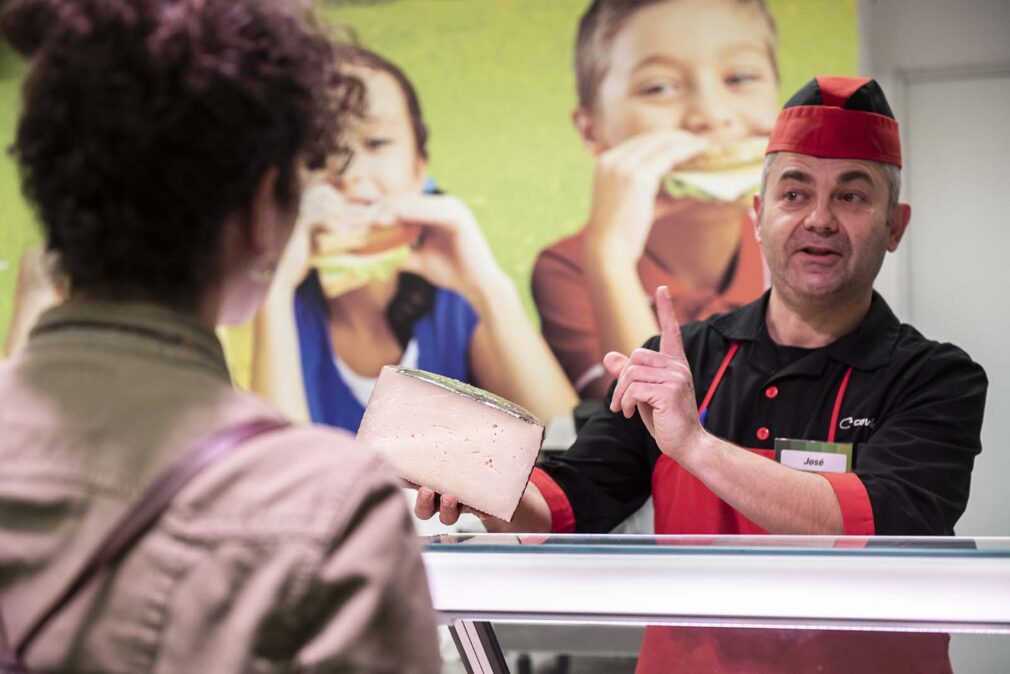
[572,106,604,155]
[887,202,912,252]
[752,193,763,243]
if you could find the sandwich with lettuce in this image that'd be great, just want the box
[663,136,768,203]
[298,183,420,296]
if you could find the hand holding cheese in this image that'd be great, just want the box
[357,366,545,522]
[413,486,475,527]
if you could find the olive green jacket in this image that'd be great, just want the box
[0,300,440,673]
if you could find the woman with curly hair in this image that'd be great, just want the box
[0,1,440,671]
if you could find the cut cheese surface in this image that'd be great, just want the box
[357,366,545,521]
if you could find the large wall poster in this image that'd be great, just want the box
[0,1,857,426]
[320,0,857,307]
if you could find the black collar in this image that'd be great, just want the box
[710,290,901,373]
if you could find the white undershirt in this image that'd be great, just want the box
[333,337,420,408]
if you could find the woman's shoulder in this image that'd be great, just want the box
[168,399,402,543]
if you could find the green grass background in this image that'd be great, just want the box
[0,0,856,381]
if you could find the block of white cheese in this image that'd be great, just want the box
[357,366,545,521]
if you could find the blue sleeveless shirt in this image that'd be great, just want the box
[294,271,479,432]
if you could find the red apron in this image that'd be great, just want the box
[637,344,951,674]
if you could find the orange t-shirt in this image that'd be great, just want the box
[532,215,766,398]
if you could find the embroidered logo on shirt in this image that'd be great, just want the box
[839,416,875,430]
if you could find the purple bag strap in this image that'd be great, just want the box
[0,416,290,672]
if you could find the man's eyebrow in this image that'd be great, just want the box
[778,169,814,184]
[837,169,875,186]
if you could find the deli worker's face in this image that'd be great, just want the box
[755,153,910,303]
[329,67,427,203]
[578,0,779,152]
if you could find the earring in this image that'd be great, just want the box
[248,258,277,284]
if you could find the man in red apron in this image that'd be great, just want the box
[418,77,988,672]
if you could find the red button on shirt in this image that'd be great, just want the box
[765,385,779,399]
[756,427,770,441]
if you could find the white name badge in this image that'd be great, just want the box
[778,449,848,473]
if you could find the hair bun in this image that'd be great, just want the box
[1,0,62,58]
[0,0,129,59]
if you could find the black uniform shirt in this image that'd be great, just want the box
[537,291,988,535]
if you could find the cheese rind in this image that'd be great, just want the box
[357,367,545,522]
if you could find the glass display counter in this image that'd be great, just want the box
[423,534,1010,673]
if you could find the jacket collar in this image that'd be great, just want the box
[29,298,231,382]
[710,290,901,372]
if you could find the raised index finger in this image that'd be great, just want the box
[656,285,686,360]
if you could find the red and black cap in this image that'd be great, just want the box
[767,76,901,167]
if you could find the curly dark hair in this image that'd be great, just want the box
[2,0,363,308]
